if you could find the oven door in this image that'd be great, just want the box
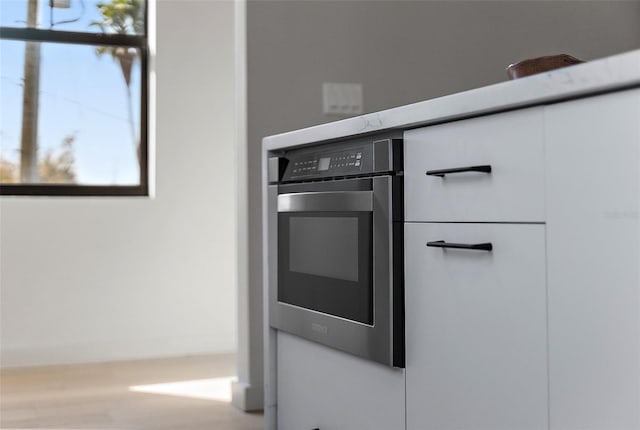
[269,176,403,367]
[278,188,373,324]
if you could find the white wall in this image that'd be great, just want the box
[0,0,237,368]
[242,0,640,409]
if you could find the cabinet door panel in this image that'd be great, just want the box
[405,222,548,430]
[404,107,545,222]
[546,89,640,430]
[277,331,405,430]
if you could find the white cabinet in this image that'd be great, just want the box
[404,108,545,223]
[277,331,405,430]
[270,85,640,430]
[403,88,640,430]
[405,222,548,430]
[545,89,640,430]
[404,107,549,430]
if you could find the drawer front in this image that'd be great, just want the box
[405,222,548,430]
[277,332,405,430]
[404,107,545,222]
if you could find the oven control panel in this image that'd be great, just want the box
[282,146,372,181]
[291,149,363,175]
[274,135,402,183]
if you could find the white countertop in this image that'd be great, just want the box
[263,49,640,151]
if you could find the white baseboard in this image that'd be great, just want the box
[0,334,234,368]
[231,380,264,412]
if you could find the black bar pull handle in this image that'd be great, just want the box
[426,164,492,177]
[427,240,493,251]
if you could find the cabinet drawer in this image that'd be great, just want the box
[405,222,548,430]
[277,332,405,430]
[404,108,545,222]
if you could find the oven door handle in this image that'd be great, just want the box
[277,191,373,212]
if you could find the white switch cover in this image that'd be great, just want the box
[323,83,363,115]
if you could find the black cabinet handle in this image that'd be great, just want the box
[426,164,492,177]
[427,240,493,251]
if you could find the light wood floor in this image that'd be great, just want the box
[0,354,263,430]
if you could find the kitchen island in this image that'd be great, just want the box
[263,49,640,430]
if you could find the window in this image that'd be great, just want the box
[0,0,148,196]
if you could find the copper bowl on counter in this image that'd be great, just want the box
[507,54,585,80]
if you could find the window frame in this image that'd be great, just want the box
[0,4,149,197]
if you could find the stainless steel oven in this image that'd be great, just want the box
[267,135,404,367]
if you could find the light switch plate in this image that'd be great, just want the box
[323,83,363,115]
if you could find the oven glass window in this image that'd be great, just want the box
[278,211,373,325]
[289,217,359,282]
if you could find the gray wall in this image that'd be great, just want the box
[244,0,640,406]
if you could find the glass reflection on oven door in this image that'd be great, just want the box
[278,211,373,325]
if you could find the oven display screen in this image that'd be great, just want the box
[317,157,331,171]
